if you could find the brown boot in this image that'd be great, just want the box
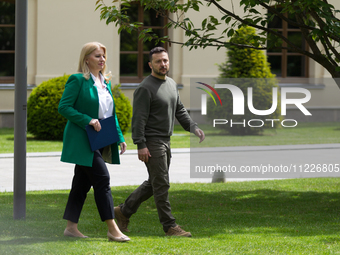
[165,225,192,237]
[114,206,130,232]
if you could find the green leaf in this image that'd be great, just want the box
[227,29,234,37]
[192,3,200,12]
[95,4,102,11]
[225,16,232,24]
[202,18,207,30]
[210,16,219,25]
[249,8,260,15]
[207,23,216,31]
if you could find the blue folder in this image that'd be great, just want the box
[86,115,120,152]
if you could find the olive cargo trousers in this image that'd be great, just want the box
[120,138,176,232]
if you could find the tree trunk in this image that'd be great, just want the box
[332,72,340,89]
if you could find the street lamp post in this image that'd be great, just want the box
[13,0,28,220]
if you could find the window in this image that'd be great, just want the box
[0,0,15,83]
[267,8,308,78]
[120,2,167,83]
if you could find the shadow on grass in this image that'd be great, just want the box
[0,180,340,245]
[175,188,340,237]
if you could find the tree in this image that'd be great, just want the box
[208,26,281,136]
[96,0,340,85]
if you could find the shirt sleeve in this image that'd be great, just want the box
[175,90,198,133]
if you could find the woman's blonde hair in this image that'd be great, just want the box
[77,42,112,82]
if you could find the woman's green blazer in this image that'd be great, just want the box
[58,73,125,167]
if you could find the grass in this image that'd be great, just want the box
[1,179,340,254]
[190,122,340,148]
[0,128,63,154]
[2,124,340,253]
[1,122,340,154]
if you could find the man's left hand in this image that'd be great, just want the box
[194,128,205,143]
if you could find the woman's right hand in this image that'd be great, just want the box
[89,119,101,132]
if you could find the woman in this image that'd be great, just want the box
[58,42,130,242]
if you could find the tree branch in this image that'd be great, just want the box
[206,0,315,57]
[293,6,336,74]
[308,7,340,44]
[258,1,317,31]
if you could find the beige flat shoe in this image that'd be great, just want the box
[64,229,88,238]
[107,231,130,242]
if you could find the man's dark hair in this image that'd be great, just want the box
[149,47,168,61]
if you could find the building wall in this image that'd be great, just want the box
[0,0,121,127]
[33,0,120,86]
[1,0,340,127]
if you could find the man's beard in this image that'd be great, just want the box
[154,68,169,77]
[150,62,169,77]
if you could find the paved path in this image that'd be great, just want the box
[1,144,340,192]
[0,148,210,192]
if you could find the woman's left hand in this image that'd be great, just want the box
[120,142,127,155]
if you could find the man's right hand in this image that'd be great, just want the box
[138,147,152,163]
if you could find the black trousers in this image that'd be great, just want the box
[63,149,115,223]
[120,139,176,232]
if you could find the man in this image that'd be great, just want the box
[114,47,205,237]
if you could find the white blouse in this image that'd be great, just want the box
[91,73,113,119]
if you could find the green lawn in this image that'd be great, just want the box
[1,122,340,153]
[1,179,340,254]
[190,122,340,148]
[1,124,340,254]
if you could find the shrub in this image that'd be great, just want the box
[111,84,132,135]
[27,75,132,140]
[27,74,70,140]
[207,26,281,135]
